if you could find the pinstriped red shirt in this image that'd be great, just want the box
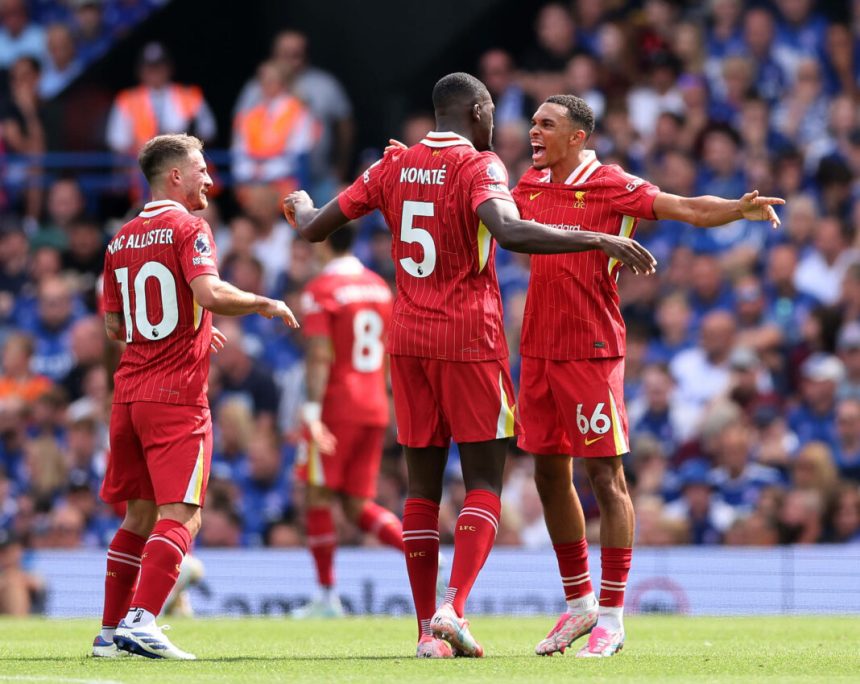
[103,200,220,406]
[513,153,660,360]
[338,131,515,361]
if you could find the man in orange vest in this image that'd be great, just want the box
[106,42,216,156]
[231,60,317,196]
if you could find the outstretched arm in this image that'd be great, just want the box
[477,198,657,275]
[653,190,784,228]
[190,274,299,327]
[283,191,350,243]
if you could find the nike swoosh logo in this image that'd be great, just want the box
[530,192,542,200]
[584,435,604,446]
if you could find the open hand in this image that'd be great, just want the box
[384,138,407,156]
[600,235,657,275]
[739,190,785,229]
[260,298,300,328]
[307,419,337,455]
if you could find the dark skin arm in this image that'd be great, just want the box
[284,192,657,275]
[476,198,656,273]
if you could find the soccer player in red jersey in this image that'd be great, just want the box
[513,95,784,658]
[284,72,656,658]
[95,134,298,660]
[292,223,402,618]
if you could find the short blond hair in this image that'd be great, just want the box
[138,133,203,185]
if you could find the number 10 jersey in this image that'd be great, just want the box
[103,199,220,406]
[338,131,514,361]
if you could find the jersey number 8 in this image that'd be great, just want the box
[115,262,179,343]
[352,309,384,372]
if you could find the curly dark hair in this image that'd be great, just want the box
[545,94,595,138]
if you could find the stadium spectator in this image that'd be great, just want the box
[0,0,45,69]
[69,0,111,65]
[27,276,77,382]
[826,482,860,542]
[708,420,783,511]
[39,24,82,99]
[0,527,43,615]
[628,364,697,459]
[795,216,859,305]
[788,354,844,449]
[234,430,292,546]
[237,30,354,199]
[2,55,46,219]
[0,332,52,403]
[235,185,295,295]
[60,316,105,402]
[777,488,824,543]
[734,5,798,105]
[772,57,830,150]
[790,441,839,507]
[563,52,604,121]
[519,3,579,101]
[211,319,280,431]
[670,310,736,414]
[231,60,316,192]
[663,459,736,545]
[833,398,860,482]
[836,323,860,400]
[478,48,532,125]
[626,51,684,140]
[211,398,253,482]
[105,42,216,156]
[763,244,818,344]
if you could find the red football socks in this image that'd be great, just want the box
[128,519,191,616]
[402,497,440,637]
[102,528,146,629]
[306,506,337,588]
[554,538,593,601]
[599,547,632,608]
[446,489,501,617]
[358,501,405,552]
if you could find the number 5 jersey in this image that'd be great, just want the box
[103,199,220,406]
[337,131,514,362]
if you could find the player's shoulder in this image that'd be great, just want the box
[591,163,650,190]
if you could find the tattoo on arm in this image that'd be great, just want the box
[104,312,123,340]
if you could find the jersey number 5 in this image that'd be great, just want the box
[115,262,179,343]
[399,200,436,278]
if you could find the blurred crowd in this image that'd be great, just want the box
[1,0,860,599]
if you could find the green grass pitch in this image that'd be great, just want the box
[1,615,858,682]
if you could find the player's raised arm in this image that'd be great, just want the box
[189,274,299,327]
[476,197,657,275]
[284,190,350,243]
[652,190,785,229]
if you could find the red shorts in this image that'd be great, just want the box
[390,355,520,448]
[102,402,213,506]
[295,422,386,499]
[518,356,629,458]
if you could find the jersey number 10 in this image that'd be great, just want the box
[115,262,179,343]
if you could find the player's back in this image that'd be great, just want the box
[338,131,514,361]
[302,256,391,427]
[103,200,219,406]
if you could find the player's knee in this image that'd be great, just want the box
[588,466,628,503]
[533,458,571,497]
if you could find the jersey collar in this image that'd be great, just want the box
[139,199,189,217]
[420,131,475,149]
[562,150,600,185]
[322,255,364,275]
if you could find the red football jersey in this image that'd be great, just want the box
[301,256,392,427]
[102,199,220,406]
[338,131,515,361]
[512,152,660,360]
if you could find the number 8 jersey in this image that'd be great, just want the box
[301,256,392,426]
[103,199,220,406]
[338,131,514,361]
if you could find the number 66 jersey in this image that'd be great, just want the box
[337,131,514,362]
[103,199,220,406]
